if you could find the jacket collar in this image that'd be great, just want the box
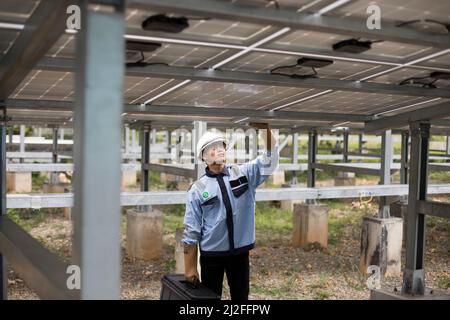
[205,165,230,177]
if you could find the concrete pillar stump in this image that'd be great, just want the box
[359,217,403,277]
[7,172,32,193]
[122,171,137,188]
[126,208,164,260]
[63,207,71,220]
[269,170,285,186]
[390,200,408,237]
[43,183,67,193]
[292,203,328,249]
[334,172,356,186]
[280,200,303,211]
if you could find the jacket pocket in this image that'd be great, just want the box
[230,175,249,198]
[201,195,218,207]
[232,183,248,198]
[200,195,222,227]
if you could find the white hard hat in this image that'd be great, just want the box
[196,131,228,160]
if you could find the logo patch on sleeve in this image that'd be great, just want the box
[202,191,209,199]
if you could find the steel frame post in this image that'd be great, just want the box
[52,127,58,164]
[151,128,156,145]
[400,132,409,185]
[19,125,25,163]
[139,126,150,212]
[72,0,124,299]
[0,122,7,299]
[447,136,450,156]
[50,126,59,185]
[125,125,130,155]
[343,131,349,163]
[291,132,299,185]
[358,134,363,154]
[402,122,430,295]
[166,130,172,164]
[193,121,207,180]
[131,129,136,154]
[379,130,392,218]
[245,134,250,163]
[307,130,317,188]
[8,127,12,144]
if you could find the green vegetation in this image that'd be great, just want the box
[437,276,450,290]
[7,208,59,232]
[31,172,47,191]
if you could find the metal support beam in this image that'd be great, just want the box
[167,130,172,157]
[400,132,409,185]
[151,129,156,145]
[125,126,130,155]
[7,99,372,123]
[343,132,349,163]
[292,132,299,164]
[278,134,290,156]
[250,129,258,160]
[312,162,384,175]
[358,134,363,154]
[379,130,392,218]
[291,132,299,185]
[33,57,450,99]
[50,127,59,185]
[129,0,450,48]
[307,130,317,193]
[0,0,71,100]
[131,129,137,153]
[52,127,58,164]
[8,127,12,144]
[347,152,380,158]
[418,200,450,219]
[145,163,196,178]
[193,121,207,180]
[366,101,450,132]
[0,216,77,299]
[6,184,450,209]
[447,136,450,156]
[0,122,7,299]
[245,134,250,163]
[72,1,124,300]
[124,64,450,99]
[19,125,25,163]
[402,122,430,295]
[139,126,151,211]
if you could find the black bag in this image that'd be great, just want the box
[160,274,221,300]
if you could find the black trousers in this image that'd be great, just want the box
[200,251,249,300]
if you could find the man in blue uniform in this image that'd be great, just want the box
[182,123,278,300]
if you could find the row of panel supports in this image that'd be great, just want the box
[0,121,446,298]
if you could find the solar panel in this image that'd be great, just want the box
[269,30,435,59]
